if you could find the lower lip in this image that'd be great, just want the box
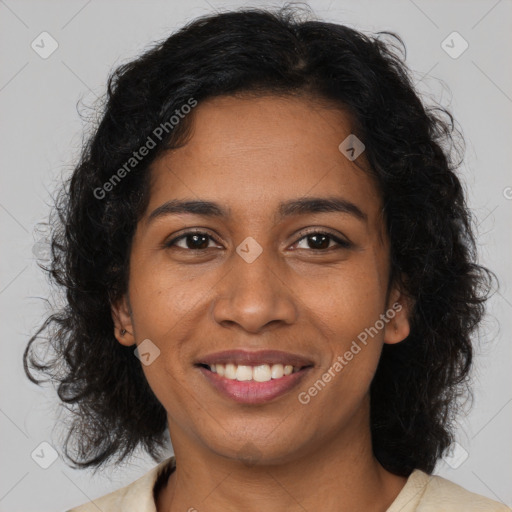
[197,366,311,404]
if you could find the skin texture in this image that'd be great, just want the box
[112,95,412,512]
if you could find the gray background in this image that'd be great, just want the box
[0,0,511,510]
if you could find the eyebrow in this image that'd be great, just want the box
[147,196,368,224]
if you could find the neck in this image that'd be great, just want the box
[156,409,407,512]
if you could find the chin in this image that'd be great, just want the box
[206,429,306,467]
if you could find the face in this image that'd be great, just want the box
[112,94,410,465]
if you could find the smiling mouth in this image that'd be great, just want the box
[195,349,314,403]
[196,362,312,404]
[197,363,305,382]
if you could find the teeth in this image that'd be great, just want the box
[271,364,284,379]
[253,364,271,382]
[225,363,237,380]
[236,365,252,381]
[206,363,301,382]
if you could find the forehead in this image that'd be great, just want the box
[145,94,382,226]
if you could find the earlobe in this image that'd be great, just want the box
[383,287,412,345]
[111,294,135,346]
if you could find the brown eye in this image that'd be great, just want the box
[181,233,211,250]
[165,231,219,250]
[294,231,352,251]
[303,233,331,250]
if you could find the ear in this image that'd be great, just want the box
[111,294,136,347]
[383,283,412,345]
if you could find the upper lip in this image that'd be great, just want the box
[197,349,314,368]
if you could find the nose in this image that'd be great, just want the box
[210,248,298,334]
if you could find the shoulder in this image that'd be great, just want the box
[65,457,175,512]
[403,470,511,512]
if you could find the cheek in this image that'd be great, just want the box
[310,260,388,340]
[126,265,194,393]
[302,257,388,402]
[129,258,205,334]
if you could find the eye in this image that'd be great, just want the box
[164,229,352,252]
[164,230,221,251]
[293,230,352,251]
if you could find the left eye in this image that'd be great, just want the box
[294,231,352,251]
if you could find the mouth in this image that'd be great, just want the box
[199,362,303,381]
[195,350,314,404]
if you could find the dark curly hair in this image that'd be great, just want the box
[24,4,495,477]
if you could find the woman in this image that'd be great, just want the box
[24,5,509,511]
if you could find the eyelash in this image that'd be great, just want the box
[164,229,352,252]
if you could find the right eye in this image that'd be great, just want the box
[164,230,221,251]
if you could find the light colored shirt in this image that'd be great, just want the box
[66,456,510,511]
